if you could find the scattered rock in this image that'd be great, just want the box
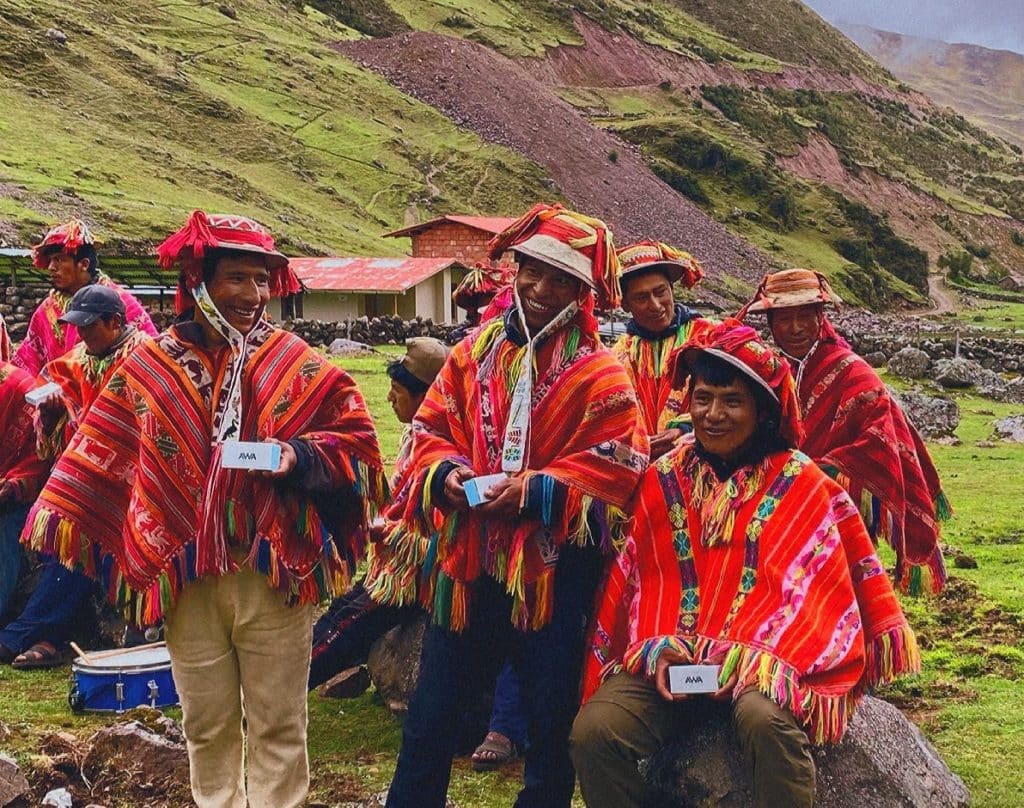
[932,357,983,389]
[892,389,960,440]
[318,666,371,700]
[82,720,189,798]
[953,553,978,569]
[645,696,969,807]
[0,754,29,806]
[367,616,426,713]
[45,28,68,45]
[993,415,1024,443]
[973,368,1008,400]
[41,787,73,807]
[1001,377,1024,404]
[218,4,237,19]
[887,347,930,379]
[864,351,888,368]
[975,440,996,448]
[328,337,376,356]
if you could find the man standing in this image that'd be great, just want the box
[24,210,387,808]
[573,321,919,808]
[0,361,48,622]
[1,285,149,668]
[612,241,713,458]
[15,219,155,376]
[371,203,648,808]
[739,268,948,592]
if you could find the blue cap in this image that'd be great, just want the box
[58,284,126,326]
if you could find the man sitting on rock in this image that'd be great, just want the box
[739,269,949,593]
[1,286,149,668]
[612,241,714,459]
[572,321,919,808]
[14,219,156,376]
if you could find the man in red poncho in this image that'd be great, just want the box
[739,268,949,593]
[23,210,387,808]
[572,321,919,808]
[370,203,648,808]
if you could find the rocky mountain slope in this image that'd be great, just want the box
[2,0,1023,306]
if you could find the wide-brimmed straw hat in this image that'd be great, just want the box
[617,241,704,289]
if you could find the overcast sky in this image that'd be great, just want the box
[802,0,1024,54]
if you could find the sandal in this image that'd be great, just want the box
[471,731,518,772]
[11,641,65,670]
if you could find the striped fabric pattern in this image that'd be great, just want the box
[0,362,50,502]
[583,445,919,744]
[23,325,386,626]
[367,317,648,631]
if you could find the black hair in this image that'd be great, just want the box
[43,244,98,276]
[687,351,790,452]
[387,360,429,398]
[620,265,674,298]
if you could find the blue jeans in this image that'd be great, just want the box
[386,544,602,808]
[490,662,528,749]
[0,559,96,653]
[0,505,29,618]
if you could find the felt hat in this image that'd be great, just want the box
[398,337,449,385]
[32,219,98,269]
[58,284,125,326]
[739,268,841,316]
[617,241,704,290]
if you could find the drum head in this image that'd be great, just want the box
[74,645,171,671]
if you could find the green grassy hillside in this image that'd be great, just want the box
[0,0,554,252]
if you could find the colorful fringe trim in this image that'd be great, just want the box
[859,622,921,692]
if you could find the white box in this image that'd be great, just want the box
[668,664,721,695]
[463,473,508,507]
[220,440,281,471]
[24,381,62,406]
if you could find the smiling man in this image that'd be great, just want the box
[14,220,155,376]
[612,241,714,459]
[573,321,919,808]
[740,268,949,593]
[23,210,387,808]
[369,203,647,808]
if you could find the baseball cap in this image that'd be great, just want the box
[58,284,126,326]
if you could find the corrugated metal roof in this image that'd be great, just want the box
[382,214,516,239]
[289,256,465,293]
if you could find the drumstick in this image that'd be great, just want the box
[70,642,95,664]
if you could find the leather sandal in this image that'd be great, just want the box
[11,641,65,670]
[471,731,518,772]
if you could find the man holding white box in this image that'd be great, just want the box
[23,211,386,808]
[572,322,919,808]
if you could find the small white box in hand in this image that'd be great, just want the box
[24,381,62,406]
[668,664,721,695]
[220,440,281,471]
[463,473,508,507]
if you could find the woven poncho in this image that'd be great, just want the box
[584,443,919,744]
[23,321,387,626]
[366,315,648,631]
[796,320,949,593]
[0,362,50,503]
[14,275,157,377]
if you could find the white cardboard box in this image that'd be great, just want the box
[220,440,281,471]
[24,381,62,406]
[668,664,721,695]
[464,473,508,507]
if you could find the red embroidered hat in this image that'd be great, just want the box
[738,268,841,317]
[156,210,301,312]
[487,203,620,310]
[678,318,804,446]
[32,219,98,268]
[616,241,704,290]
[452,262,515,310]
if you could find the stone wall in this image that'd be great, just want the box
[848,332,1024,374]
[0,283,50,340]
[283,315,455,346]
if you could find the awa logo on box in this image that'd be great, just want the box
[220,440,281,471]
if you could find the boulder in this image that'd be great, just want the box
[973,368,1007,400]
[863,351,888,369]
[887,347,930,379]
[327,337,374,356]
[892,389,960,440]
[0,754,29,807]
[932,357,983,389]
[82,719,189,795]
[1000,377,1024,405]
[367,615,427,713]
[318,665,372,699]
[993,415,1024,443]
[644,696,969,807]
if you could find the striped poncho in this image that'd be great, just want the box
[14,274,157,376]
[0,362,50,504]
[23,321,387,626]
[584,443,919,744]
[367,314,648,631]
[796,320,949,593]
[612,305,716,434]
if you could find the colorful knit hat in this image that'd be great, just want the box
[487,203,621,310]
[679,318,804,446]
[738,268,841,317]
[617,240,704,290]
[452,262,515,311]
[156,210,301,313]
[32,219,98,268]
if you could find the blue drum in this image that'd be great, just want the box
[68,644,179,713]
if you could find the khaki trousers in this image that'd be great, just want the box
[165,569,315,808]
[570,671,816,808]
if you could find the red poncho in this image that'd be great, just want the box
[366,316,648,631]
[0,362,50,503]
[23,321,386,626]
[585,443,919,744]
[797,321,948,593]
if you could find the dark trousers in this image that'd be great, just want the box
[0,559,96,653]
[0,505,28,618]
[386,544,602,808]
[489,662,528,749]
